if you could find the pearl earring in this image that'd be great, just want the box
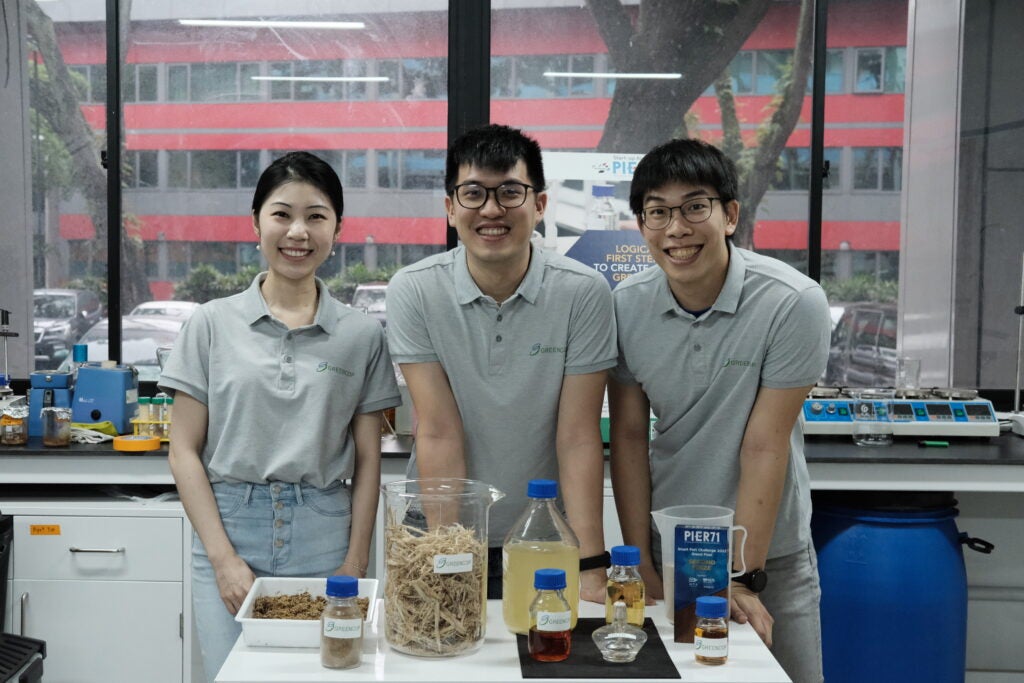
[255,243,261,251]
[331,249,336,257]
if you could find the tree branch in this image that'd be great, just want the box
[585,0,633,65]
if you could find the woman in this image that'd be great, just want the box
[160,152,400,682]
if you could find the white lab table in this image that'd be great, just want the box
[215,599,790,682]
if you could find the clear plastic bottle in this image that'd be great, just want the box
[503,479,580,634]
[151,396,166,439]
[321,575,362,669]
[528,568,572,662]
[606,545,645,625]
[694,595,729,665]
[137,397,152,436]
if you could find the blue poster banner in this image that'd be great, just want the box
[563,230,652,289]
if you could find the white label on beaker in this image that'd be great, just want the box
[433,552,474,574]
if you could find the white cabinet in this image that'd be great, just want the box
[2,498,195,683]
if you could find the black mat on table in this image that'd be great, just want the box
[515,617,680,679]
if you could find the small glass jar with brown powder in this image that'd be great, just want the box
[321,575,362,669]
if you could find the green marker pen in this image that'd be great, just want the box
[917,440,949,448]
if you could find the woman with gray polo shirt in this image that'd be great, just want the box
[159,152,401,683]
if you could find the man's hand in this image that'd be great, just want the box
[639,561,663,603]
[580,567,608,604]
[212,552,255,615]
[729,584,775,647]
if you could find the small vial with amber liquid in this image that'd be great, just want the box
[528,568,572,662]
[694,595,729,665]
[606,544,645,626]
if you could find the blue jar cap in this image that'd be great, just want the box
[72,344,89,363]
[534,568,566,590]
[696,595,728,618]
[527,479,558,499]
[592,184,614,197]
[610,545,640,566]
[326,575,359,598]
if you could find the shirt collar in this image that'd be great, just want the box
[242,272,338,333]
[453,245,544,305]
[655,241,746,318]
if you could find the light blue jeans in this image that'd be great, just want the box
[192,481,352,683]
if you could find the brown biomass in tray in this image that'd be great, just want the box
[252,591,369,620]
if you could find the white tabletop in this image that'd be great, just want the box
[216,599,790,682]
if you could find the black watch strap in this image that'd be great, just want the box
[579,551,611,571]
[732,568,768,593]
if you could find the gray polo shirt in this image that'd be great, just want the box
[159,274,401,488]
[612,245,830,558]
[387,246,617,543]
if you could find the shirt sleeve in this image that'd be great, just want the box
[356,325,403,414]
[760,284,832,389]
[385,270,440,364]
[564,273,618,375]
[609,291,639,385]
[157,305,212,404]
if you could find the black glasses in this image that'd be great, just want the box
[640,197,721,230]
[452,181,537,210]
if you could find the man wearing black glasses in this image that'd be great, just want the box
[386,124,616,603]
[608,138,830,683]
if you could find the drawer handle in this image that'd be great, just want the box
[21,592,28,635]
[69,546,126,554]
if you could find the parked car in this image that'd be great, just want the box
[824,302,898,387]
[33,288,104,369]
[128,300,199,319]
[351,283,388,328]
[59,315,184,382]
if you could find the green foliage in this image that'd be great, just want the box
[323,263,400,303]
[821,275,898,304]
[173,264,261,303]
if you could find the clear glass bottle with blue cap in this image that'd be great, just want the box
[606,544,645,625]
[503,479,580,634]
[321,575,362,669]
[528,568,572,662]
[694,595,729,665]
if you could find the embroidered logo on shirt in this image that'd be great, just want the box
[722,358,758,368]
[530,343,567,356]
[317,361,354,376]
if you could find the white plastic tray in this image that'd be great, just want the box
[234,576,378,648]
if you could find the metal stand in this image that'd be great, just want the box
[996,254,1024,436]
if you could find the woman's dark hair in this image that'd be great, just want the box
[628,138,739,215]
[251,151,344,219]
[445,124,546,194]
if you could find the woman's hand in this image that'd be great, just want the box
[336,560,367,578]
[639,561,663,603]
[212,552,255,615]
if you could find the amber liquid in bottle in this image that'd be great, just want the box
[528,627,571,662]
[694,625,728,665]
[606,579,645,626]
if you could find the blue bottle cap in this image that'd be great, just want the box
[695,595,729,618]
[534,568,567,591]
[592,184,615,197]
[610,545,640,566]
[527,479,558,499]
[326,575,359,598]
[72,344,89,363]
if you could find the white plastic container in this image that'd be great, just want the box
[235,576,378,648]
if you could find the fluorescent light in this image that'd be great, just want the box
[179,19,365,30]
[544,71,682,80]
[252,76,389,83]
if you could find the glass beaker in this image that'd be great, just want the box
[380,478,504,657]
[851,388,895,447]
[650,505,747,641]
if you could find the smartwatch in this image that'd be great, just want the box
[732,568,768,593]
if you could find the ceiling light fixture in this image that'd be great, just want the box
[179,19,365,30]
[544,71,682,80]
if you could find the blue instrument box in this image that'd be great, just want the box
[28,372,73,437]
[72,364,139,434]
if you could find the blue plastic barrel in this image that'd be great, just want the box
[811,503,967,683]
